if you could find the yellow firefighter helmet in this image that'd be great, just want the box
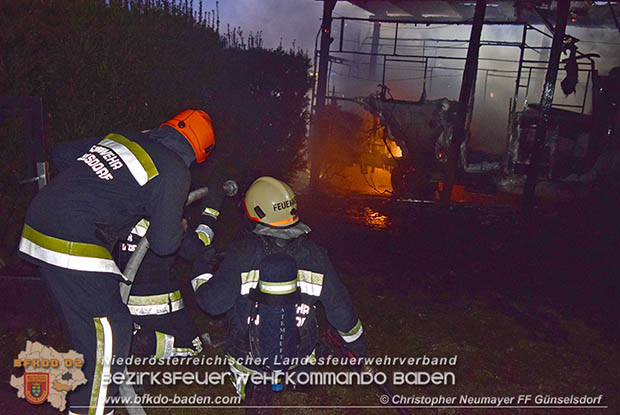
[244,176,299,228]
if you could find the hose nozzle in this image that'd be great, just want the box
[223,180,238,197]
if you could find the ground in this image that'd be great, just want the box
[1,193,618,414]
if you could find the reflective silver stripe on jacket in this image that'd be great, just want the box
[19,236,123,278]
[131,219,150,237]
[127,300,184,316]
[259,279,298,295]
[191,273,213,291]
[297,270,324,296]
[202,207,220,219]
[239,269,324,296]
[127,290,184,316]
[98,133,159,186]
[240,270,260,295]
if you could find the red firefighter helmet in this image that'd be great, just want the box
[161,109,214,163]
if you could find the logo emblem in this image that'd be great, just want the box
[24,373,49,405]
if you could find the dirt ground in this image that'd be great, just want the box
[1,192,618,414]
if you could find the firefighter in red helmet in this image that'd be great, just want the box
[19,109,215,415]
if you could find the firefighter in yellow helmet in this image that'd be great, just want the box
[244,176,300,228]
[192,176,366,406]
[18,109,214,415]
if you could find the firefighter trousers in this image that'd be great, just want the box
[40,267,132,415]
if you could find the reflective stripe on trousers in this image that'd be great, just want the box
[154,333,203,359]
[227,350,316,399]
[89,317,114,415]
[338,319,364,343]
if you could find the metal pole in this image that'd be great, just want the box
[440,0,487,205]
[394,22,399,55]
[339,17,344,52]
[422,57,428,99]
[608,1,620,34]
[327,59,333,100]
[429,67,434,94]
[524,68,532,108]
[315,0,336,110]
[521,0,571,219]
[484,69,489,103]
[381,55,388,92]
[370,20,381,80]
[310,0,336,189]
[581,66,591,114]
[513,27,527,116]
[309,28,321,122]
[504,25,528,175]
[466,62,479,134]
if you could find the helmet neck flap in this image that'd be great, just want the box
[148,125,196,167]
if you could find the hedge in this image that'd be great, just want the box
[0,0,312,259]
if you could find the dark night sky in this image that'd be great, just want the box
[205,0,370,51]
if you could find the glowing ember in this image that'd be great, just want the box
[346,206,391,230]
[362,207,390,229]
[386,138,403,158]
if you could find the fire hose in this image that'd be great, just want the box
[121,180,237,302]
[118,181,237,415]
[326,329,411,415]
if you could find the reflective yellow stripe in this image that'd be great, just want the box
[99,133,158,186]
[19,225,123,277]
[297,270,324,296]
[202,207,220,219]
[240,270,260,295]
[195,224,214,246]
[89,318,103,415]
[22,225,112,258]
[90,317,113,415]
[339,319,364,343]
[171,337,203,357]
[131,219,150,237]
[127,298,184,316]
[127,290,182,305]
[240,269,325,297]
[191,273,213,291]
[128,290,184,315]
[154,332,175,359]
[227,354,260,400]
[259,279,298,295]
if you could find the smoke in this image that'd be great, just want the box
[327,19,620,156]
[205,1,620,192]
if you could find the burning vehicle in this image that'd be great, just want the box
[356,88,458,196]
[504,65,619,188]
[310,1,620,202]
